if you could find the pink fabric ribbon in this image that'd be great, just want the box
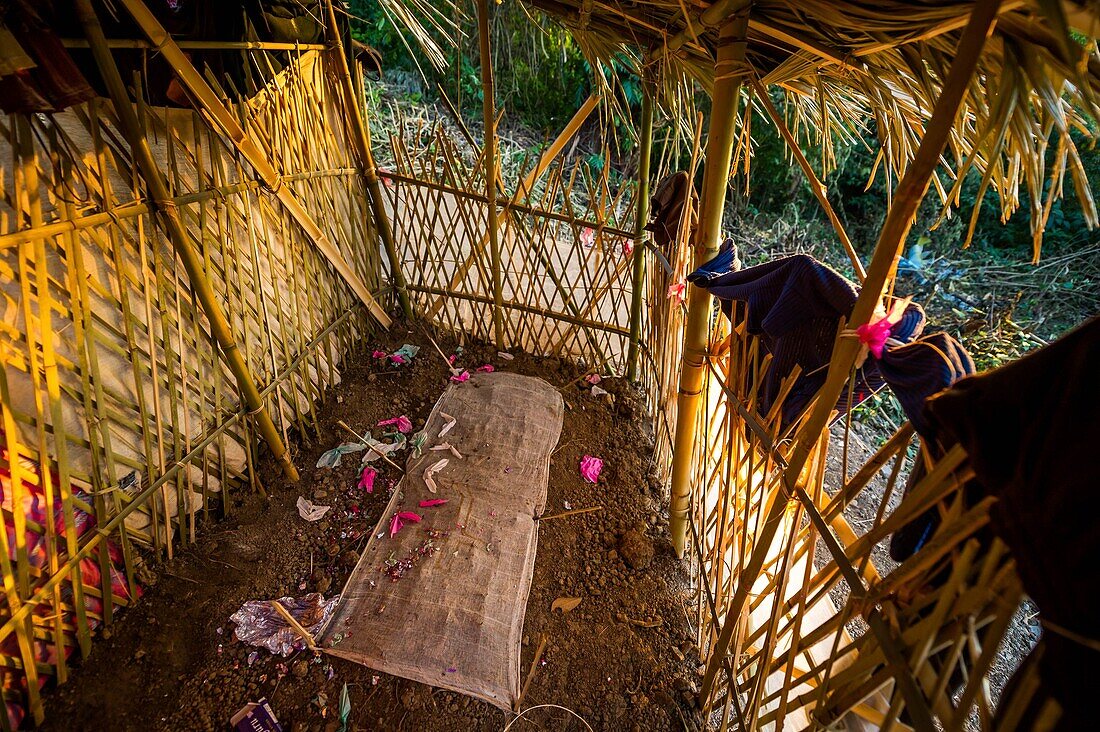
[856,317,893,360]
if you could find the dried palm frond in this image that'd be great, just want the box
[516,0,1100,258]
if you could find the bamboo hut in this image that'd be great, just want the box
[1,0,1098,728]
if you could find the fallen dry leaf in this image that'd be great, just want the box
[551,597,582,614]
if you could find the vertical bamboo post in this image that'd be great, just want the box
[697,0,1003,708]
[75,0,299,482]
[668,14,750,558]
[324,0,413,320]
[627,65,656,381]
[477,0,506,348]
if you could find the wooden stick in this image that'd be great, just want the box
[324,0,413,321]
[115,0,391,328]
[476,0,506,348]
[270,600,318,652]
[515,633,549,711]
[750,77,866,281]
[536,506,603,522]
[336,421,405,472]
[627,65,656,381]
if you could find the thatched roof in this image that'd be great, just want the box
[510,0,1100,256]
[388,0,1099,257]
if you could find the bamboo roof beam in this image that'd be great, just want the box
[62,39,328,51]
[115,0,392,329]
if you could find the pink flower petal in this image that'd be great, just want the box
[450,371,470,383]
[378,415,413,433]
[580,227,596,248]
[390,354,407,365]
[579,455,603,483]
[372,350,387,359]
[667,281,687,306]
[476,364,495,373]
[358,466,378,493]
[396,511,422,523]
[448,354,457,365]
[389,513,403,538]
[419,499,449,508]
[584,373,602,385]
[622,239,634,257]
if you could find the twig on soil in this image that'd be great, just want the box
[516,632,549,711]
[336,420,405,472]
[425,332,462,376]
[269,600,317,651]
[163,570,199,584]
[536,506,602,522]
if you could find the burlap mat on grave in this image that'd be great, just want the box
[319,372,564,710]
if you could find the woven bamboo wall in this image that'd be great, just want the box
[0,49,382,726]
[683,306,1024,730]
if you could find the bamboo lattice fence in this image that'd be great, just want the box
[0,10,1055,732]
[0,48,383,726]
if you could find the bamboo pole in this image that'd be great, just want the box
[114,0,391,328]
[477,0,506,348]
[75,0,299,483]
[697,0,1003,706]
[750,77,866,282]
[627,66,656,381]
[323,0,413,321]
[668,13,750,559]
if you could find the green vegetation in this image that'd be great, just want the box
[351,1,1098,359]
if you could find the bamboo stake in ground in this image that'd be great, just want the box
[74,0,299,483]
[668,14,750,559]
[324,0,413,321]
[697,0,1004,708]
[477,0,506,349]
[627,65,656,381]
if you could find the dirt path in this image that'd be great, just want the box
[42,324,700,731]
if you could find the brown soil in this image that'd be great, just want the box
[42,323,700,732]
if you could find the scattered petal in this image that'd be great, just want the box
[448,354,457,365]
[358,466,378,493]
[622,238,634,257]
[580,227,596,248]
[563,500,572,510]
[584,373,602,385]
[431,442,464,460]
[389,354,406,365]
[423,458,449,494]
[476,364,495,373]
[439,413,457,438]
[579,455,603,483]
[377,415,413,434]
[388,512,421,538]
[552,597,582,614]
[419,499,449,508]
[450,370,470,383]
[396,511,422,523]
[496,351,514,361]
[446,667,457,673]
[667,281,687,306]
[372,350,387,359]
[592,385,609,397]
[297,496,331,522]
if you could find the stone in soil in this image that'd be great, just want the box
[618,529,655,569]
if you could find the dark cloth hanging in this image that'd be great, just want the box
[686,253,973,432]
[924,316,1100,729]
[645,172,698,251]
[0,0,95,114]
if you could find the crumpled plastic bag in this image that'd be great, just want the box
[316,442,367,468]
[230,593,339,656]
